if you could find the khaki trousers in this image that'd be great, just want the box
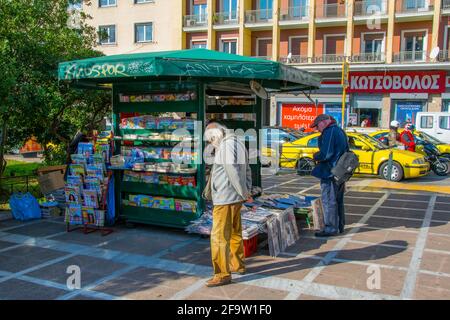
[210,203,245,279]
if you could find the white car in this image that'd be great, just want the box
[416,112,450,144]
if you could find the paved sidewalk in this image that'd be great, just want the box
[0,174,449,300]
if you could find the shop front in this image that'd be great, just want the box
[348,70,447,128]
[276,96,350,132]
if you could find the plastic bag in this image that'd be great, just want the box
[9,192,42,221]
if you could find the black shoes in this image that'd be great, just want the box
[315,231,338,237]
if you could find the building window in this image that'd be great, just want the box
[135,23,153,43]
[191,40,207,49]
[135,0,154,3]
[290,0,308,18]
[405,0,426,10]
[99,0,116,7]
[256,38,272,58]
[222,0,238,20]
[258,0,273,19]
[220,39,237,54]
[402,31,426,61]
[98,25,116,44]
[192,1,208,22]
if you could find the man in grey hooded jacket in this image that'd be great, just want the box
[203,122,252,287]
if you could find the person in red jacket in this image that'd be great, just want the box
[400,123,416,152]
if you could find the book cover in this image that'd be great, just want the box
[69,164,86,178]
[71,154,87,164]
[82,206,96,225]
[84,177,101,194]
[64,186,80,204]
[83,189,99,208]
[94,210,105,227]
[77,142,94,157]
[66,204,83,225]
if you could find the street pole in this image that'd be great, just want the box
[341,59,349,129]
[341,85,346,130]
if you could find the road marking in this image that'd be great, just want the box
[298,184,321,195]
[285,192,391,300]
[168,278,207,300]
[234,272,399,300]
[264,178,303,190]
[367,180,450,195]
[400,195,437,299]
[57,265,137,300]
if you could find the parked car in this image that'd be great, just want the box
[415,112,450,144]
[261,127,306,166]
[279,132,429,181]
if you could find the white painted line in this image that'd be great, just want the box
[265,178,304,191]
[168,278,208,300]
[57,265,137,300]
[298,184,321,195]
[285,192,391,300]
[236,272,399,300]
[400,195,436,299]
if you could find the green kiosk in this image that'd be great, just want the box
[58,49,320,229]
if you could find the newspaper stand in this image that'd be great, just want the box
[58,49,320,229]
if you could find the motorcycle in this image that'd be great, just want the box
[416,138,449,176]
[378,136,449,176]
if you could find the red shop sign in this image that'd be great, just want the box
[347,71,446,94]
[281,103,324,133]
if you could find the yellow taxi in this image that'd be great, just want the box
[279,131,430,181]
[369,129,450,158]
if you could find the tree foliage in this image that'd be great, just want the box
[0,0,111,172]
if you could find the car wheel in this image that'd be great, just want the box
[296,158,314,176]
[379,161,404,182]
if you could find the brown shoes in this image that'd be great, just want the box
[231,268,246,275]
[205,276,232,287]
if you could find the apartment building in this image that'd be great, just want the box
[181,0,450,129]
[82,0,182,55]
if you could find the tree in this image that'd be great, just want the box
[0,0,111,174]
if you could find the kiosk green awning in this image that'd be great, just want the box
[58,49,320,91]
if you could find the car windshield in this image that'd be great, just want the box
[358,134,389,150]
[417,131,444,145]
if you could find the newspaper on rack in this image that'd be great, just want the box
[266,207,300,257]
[185,206,270,240]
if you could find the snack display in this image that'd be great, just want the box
[119,116,195,131]
[125,194,197,213]
[123,171,196,187]
[119,92,197,104]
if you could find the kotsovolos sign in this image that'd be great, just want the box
[348,71,446,94]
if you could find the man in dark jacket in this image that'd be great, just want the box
[310,114,349,237]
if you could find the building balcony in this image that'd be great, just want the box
[312,54,347,64]
[213,11,239,28]
[279,6,309,26]
[279,55,309,64]
[315,3,347,19]
[251,56,272,60]
[397,0,432,13]
[395,0,433,21]
[437,50,450,62]
[393,51,428,63]
[354,0,388,17]
[349,52,386,63]
[443,0,450,14]
[315,3,347,26]
[183,14,208,30]
[245,9,272,23]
